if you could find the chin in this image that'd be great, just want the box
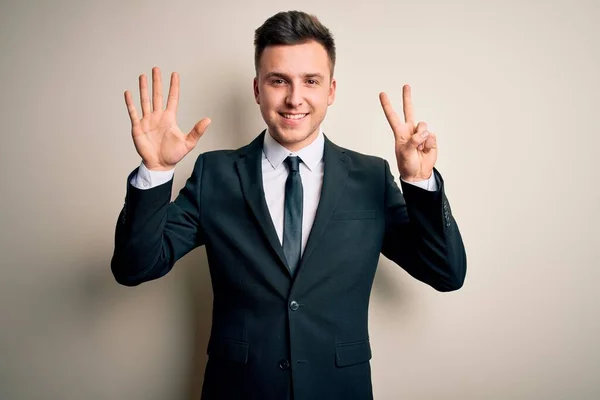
[273,128,317,147]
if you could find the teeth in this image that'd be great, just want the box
[282,113,307,120]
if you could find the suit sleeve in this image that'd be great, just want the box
[111,155,206,286]
[380,160,467,291]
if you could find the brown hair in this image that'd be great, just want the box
[254,11,336,77]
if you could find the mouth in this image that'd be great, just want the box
[279,112,308,120]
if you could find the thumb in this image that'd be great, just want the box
[409,121,429,148]
[186,118,211,148]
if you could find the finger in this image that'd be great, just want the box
[402,84,415,124]
[152,67,163,111]
[124,90,140,127]
[379,92,404,140]
[415,121,428,134]
[166,72,179,112]
[409,121,429,149]
[422,132,437,153]
[186,118,212,148]
[139,74,151,117]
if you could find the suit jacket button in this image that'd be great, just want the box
[279,359,290,370]
[289,301,299,311]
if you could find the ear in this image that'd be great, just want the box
[327,77,337,106]
[253,77,260,104]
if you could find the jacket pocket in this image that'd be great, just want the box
[208,338,249,364]
[335,339,372,367]
[332,209,376,220]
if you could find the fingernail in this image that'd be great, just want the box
[421,130,429,137]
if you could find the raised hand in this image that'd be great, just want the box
[379,85,437,182]
[124,67,211,171]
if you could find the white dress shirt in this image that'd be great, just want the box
[261,129,324,256]
[130,129,437,253]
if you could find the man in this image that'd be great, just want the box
[112,10,466,400]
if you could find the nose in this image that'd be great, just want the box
[285,84,303,108]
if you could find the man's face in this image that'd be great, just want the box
[254,40,336,151]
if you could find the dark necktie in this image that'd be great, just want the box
[283,156,303,275]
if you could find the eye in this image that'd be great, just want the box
[271,79,286,85]
[307,79,318,85]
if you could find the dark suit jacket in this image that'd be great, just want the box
[111,131,466,400]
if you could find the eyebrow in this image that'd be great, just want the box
[264,72,325,80]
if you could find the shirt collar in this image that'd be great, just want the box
[263,127,324,172]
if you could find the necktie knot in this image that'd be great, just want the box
[285,156,301,173]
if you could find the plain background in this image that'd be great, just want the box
[1,0,598,398]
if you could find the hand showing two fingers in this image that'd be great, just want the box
[379,85,437,182]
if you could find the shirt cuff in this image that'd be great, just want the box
[129,162,175,190]
[400,172,438,191]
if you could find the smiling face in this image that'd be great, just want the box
[254,40,336,152]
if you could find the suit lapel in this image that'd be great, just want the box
[235,131,292,276]
[235,132,350,280]
[296,136,350,275]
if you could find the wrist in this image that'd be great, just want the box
[401,172,432,182]
[142,161,176,172]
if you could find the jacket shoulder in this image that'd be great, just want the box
[195,134,263,165]
[328,140,387,171]
[187,147,244,170]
